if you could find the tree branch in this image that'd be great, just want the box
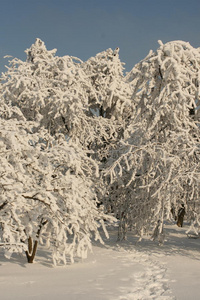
[0,201,8,210]
[158,65,163,80]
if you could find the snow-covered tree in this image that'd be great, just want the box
[0,100,111,265]
[82,47,135,161]
[1,40,129,160]
[2,37,199,261]
[1,39,92,137]
[83,47,132,119]
[105,40,200,241]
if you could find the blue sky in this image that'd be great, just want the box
[0,0,200,74]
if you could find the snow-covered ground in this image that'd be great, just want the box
[0,223,199,300]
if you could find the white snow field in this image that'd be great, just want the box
[0,223,199,300]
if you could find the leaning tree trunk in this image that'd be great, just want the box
[25,237,38,263]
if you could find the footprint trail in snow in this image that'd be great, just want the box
[114,248,175,300]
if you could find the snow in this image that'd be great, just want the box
[0,223,199,300]
[1,39,200,299]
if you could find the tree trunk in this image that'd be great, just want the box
[177,206,185,228]
[25,237,38,263]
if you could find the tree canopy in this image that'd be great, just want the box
[0,39,200,264]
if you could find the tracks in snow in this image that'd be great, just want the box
[112,246,176,300]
